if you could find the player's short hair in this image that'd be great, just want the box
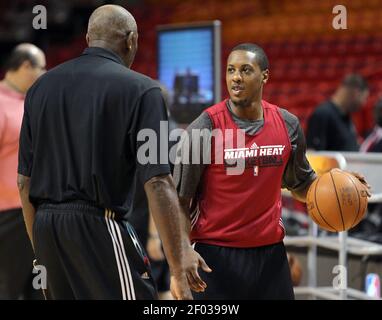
[3,47,39,72]
[231,43,269,71]
[342,74,369,91]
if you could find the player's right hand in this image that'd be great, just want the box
[183,245,212,293]
[170,273,193,300]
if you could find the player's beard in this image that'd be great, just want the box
[231,97,250,108]
[230,85,261,109]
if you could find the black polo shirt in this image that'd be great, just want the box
[18,47,170,215]
[306,100,359,151]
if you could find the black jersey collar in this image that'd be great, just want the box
[82,47,125,65]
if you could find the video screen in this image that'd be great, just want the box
[158,22,220,124]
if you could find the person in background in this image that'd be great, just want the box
[360,99,382,152]
[0,43,46,299]
[307,74,369,151]
[355,99,382,243]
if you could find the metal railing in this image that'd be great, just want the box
[284,151,382,300]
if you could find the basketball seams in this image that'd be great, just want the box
[307,180,321,225]
[308,170,367,233]
[329,171,345,231]
[314,175,337,232]
[346,173,362,228]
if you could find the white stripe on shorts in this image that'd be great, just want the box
[104,209,135,300]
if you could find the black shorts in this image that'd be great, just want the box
[33,202,157,300]
[130,213,170,293]
[150,260,170,293]
[0,208,43,300]
[192,242,294,300]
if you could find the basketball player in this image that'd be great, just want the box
[173,43,369,299]
[0,43,46,299]
[17,5,207,300]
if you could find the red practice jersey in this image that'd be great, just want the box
[191,99,292,247]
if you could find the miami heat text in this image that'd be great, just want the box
[224,144,286,169]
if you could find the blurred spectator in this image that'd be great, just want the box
[360,99,382,152]
[159,82,178,134]
[350,99,382,243]
[353,99,382,243]
[173,68,199,105]
[307,74,369,151]
[0,43,46,299]
[287,253,302,286]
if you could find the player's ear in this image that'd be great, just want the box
[126,31,135,52]
[19,60,32,71]
[262,69,269,84]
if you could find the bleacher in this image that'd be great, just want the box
[25,0,382,137]
[138,0,382,136]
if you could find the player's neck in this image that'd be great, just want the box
[229,99,263,121]
[331,94,347,114]
[88,41,127,67]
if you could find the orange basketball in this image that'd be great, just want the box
[306,169,369,232]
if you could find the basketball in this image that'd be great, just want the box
[306,169,369,232]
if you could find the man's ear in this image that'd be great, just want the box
[86,33,90,46]
[20,60,32,71]
[262,69,269,84]
[126,31,134,51]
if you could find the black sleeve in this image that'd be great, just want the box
[173,112,212,198]
[306,108,330,150]
[18,93,33,177]
[134,87,171,184]
[280,109,317,192]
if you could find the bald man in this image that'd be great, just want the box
[0,43,46,299]
[17,5,208,300]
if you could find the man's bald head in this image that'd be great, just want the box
[87,5,137,42]
[4,43,45,72]
[86,5,138,67]
[3,43,46,93]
